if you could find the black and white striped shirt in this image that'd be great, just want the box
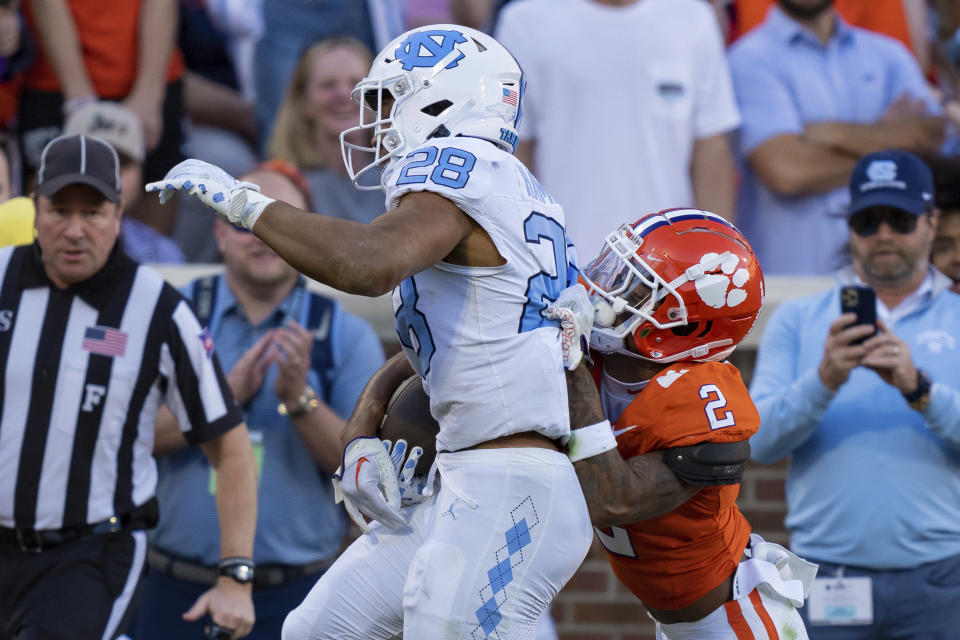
[0,243,242,531]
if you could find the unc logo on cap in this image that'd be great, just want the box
[395,30,467,71]
[866,160,898,183]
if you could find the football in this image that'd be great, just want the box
[379,375,439,471]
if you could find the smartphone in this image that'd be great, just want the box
[839,285,877,344]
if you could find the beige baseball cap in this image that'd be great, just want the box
[64,101,145,164]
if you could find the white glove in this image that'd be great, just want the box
[332,436,405,533]
[384,438,432,506]
[545,283,594,370]
[144,159,275,230]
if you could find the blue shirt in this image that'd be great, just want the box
[150,275,385,565]
[750,268,960,569]
[728,8,937,275]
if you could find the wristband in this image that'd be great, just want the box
[566,420,617,462]
[62,95,97,117]
[217,556,255,584]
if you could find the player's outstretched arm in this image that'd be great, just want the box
[565,364,699,527]
[147,160,474,296]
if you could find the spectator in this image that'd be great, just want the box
[922,153,960,289]
[268,37,384,224]
[0,0,35,134]
[171,0,259,263]
[496,0,741,258]
[0,142,34,246]
[0,134,256,639]
[134,162,384,640]
[18,0,185,235]
[64,101,186,263]
[932,208,960,288]
[750,150,960,638]
[253,0,403,150]
[728,0,944,275]
[731,0,929,71]
[932,206,960,288]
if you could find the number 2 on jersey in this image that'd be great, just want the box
[699,383,736,430]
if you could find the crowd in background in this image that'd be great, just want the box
[0,0,958,284]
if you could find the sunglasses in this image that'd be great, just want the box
[848,208,922,237]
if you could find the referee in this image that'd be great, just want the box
[0,135,258,639]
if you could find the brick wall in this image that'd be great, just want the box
[550,349,792,639]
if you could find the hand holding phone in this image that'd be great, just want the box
[839,285,877,345]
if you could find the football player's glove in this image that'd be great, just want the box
[145,159,275,230]
[385,438,435,506]
[545,283,594,370]
[332,436,405,533]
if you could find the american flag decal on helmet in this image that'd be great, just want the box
[502,87,518,106]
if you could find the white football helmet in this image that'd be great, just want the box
[340,24,524,190]
[581,209,765,363]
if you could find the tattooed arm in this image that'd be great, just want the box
[566,362,700,527]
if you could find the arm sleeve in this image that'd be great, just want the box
[692,7,741,138]
[728,44,805,155]
[748,301,835,463]
[922,382,960,448]
[161,299,243,444]
[326,313,386,420]
[885,40,941,114]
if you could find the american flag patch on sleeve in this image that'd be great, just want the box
[502,87,518,106]
[82,326,128,357]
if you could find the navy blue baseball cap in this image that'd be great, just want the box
[848,150,935,217]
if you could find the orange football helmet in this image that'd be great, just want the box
[581,208,764,363]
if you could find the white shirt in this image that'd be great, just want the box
[496,0,741,258]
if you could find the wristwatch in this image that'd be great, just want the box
[903,369,932,412]
[218,557,255,584]
[278,386,319,418]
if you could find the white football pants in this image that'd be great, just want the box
[282,447,593,640]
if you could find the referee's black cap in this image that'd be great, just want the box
[36,134,121,203]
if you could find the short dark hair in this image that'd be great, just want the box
[919,153,960,211]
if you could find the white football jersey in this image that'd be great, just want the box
[383,137,574,452]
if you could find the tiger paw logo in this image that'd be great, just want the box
[694,252,750,309]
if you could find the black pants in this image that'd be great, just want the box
[0,530,147,640]
[17,80,185,191]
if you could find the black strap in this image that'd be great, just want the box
[305,292,336,404]
[662,440,751,486]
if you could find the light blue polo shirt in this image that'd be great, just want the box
[729,8,937,275]
[150,276,385,566]
[750,268,960,568]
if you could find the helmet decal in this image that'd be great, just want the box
[693,252,752,309]
[582,208,765,363]
[340,24,524,190]
[395,30,467,70]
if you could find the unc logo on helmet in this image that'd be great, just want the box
[395,30,467,70]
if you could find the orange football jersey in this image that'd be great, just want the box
[595,361,759,610]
